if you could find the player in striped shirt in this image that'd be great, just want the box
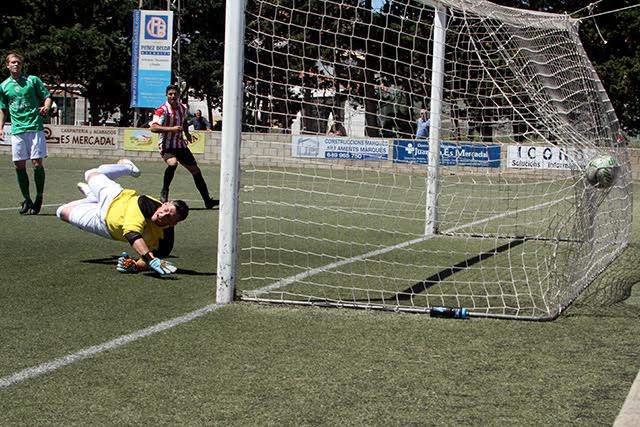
[150,84,218,209]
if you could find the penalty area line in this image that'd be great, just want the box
[0,203,60,212]
[0,303,224,389]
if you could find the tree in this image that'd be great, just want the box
[0,0,227,127]
[579,3,640,135]
[0,0,134,126]
[2,0,636,135]
[493,0,640,135]
[177,0,226,122]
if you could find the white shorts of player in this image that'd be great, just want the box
[59,174,123,239]
[12,130,47,161]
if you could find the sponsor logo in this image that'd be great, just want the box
[145,15,169,39]
[295,137,321,157]
[44,126,60,144]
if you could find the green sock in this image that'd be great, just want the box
[33,166,45,199]
[16,168,31,201]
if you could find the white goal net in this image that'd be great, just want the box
[233,0,632,320]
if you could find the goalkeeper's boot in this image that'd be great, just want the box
[19,199,33,215]
[117,158,141,178]
[30,195,43,215]
[204,197,219,209]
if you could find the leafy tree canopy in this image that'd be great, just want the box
[0,0,224,126]
[0,0,636,135]
[494,0,640,135]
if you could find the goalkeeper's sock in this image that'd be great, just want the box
[33,166,45,200]
[94,160,139,180]
[117,159,140,177]
[16,168,31,201]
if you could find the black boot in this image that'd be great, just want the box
[19,199,33,215]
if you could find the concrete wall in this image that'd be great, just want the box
[1,126,639,180]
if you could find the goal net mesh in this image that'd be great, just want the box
[236,0,632,319]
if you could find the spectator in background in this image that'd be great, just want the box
[328,122,347,136]
[269,119,285,134]
[0,52,53,215]
[189,109,210,130]
[150,85,218,209]
[415,108,430,139]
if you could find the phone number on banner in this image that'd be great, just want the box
[325,151,387,160]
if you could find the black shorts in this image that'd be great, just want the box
[161,147,197,166]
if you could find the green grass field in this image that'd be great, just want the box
[1,155,639,425]
[238,165,629,320]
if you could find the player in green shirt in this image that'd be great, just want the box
[0,52,52,214]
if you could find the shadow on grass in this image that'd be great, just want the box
[81,256,216,277]
[354,238,526,304]
[394,238,526,300]
[23,213,57,217]
[348,237,640,320]
[568,243,640,319]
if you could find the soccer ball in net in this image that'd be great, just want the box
[585,155,620,188]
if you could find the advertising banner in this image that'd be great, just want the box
[0,124,11,145]
[393,139,501,167]
[130,10,174,108]
[506,145,594,170]
[123,129,205,154]
[43,125,117,149]
[292,135,389,161]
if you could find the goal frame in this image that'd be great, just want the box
[216,1,452,303]
[216,0,631,321]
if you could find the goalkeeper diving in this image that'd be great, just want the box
[56,159,189,275]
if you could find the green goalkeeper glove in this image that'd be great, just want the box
[116,252,140,273]
[148,257,177,275]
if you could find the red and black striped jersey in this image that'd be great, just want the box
[151,101,188,150]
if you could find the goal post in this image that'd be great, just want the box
[218,0,632,319]
[426,5,446,235]
[216,0,246,304]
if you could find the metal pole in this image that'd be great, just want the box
[134,0,143,127]
[425,6,447,235]
[63,86,67,125]
[176,0,181,88]
[216,0,246,304]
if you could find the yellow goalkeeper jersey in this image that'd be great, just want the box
[105,189,165,251]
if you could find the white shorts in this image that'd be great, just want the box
[64,175,124,239]
[12,131,47,161]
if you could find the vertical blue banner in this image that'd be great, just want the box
[130,10,174,108]
[130,10,141,107]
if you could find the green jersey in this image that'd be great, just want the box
[0,74,51,134]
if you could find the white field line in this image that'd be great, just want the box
[0,203,60,212]
[0,195,570,390]
[0,304,224,389]
[614,369,640,426]
[247,196,571,296]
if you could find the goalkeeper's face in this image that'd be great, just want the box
[152,202,182,227]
